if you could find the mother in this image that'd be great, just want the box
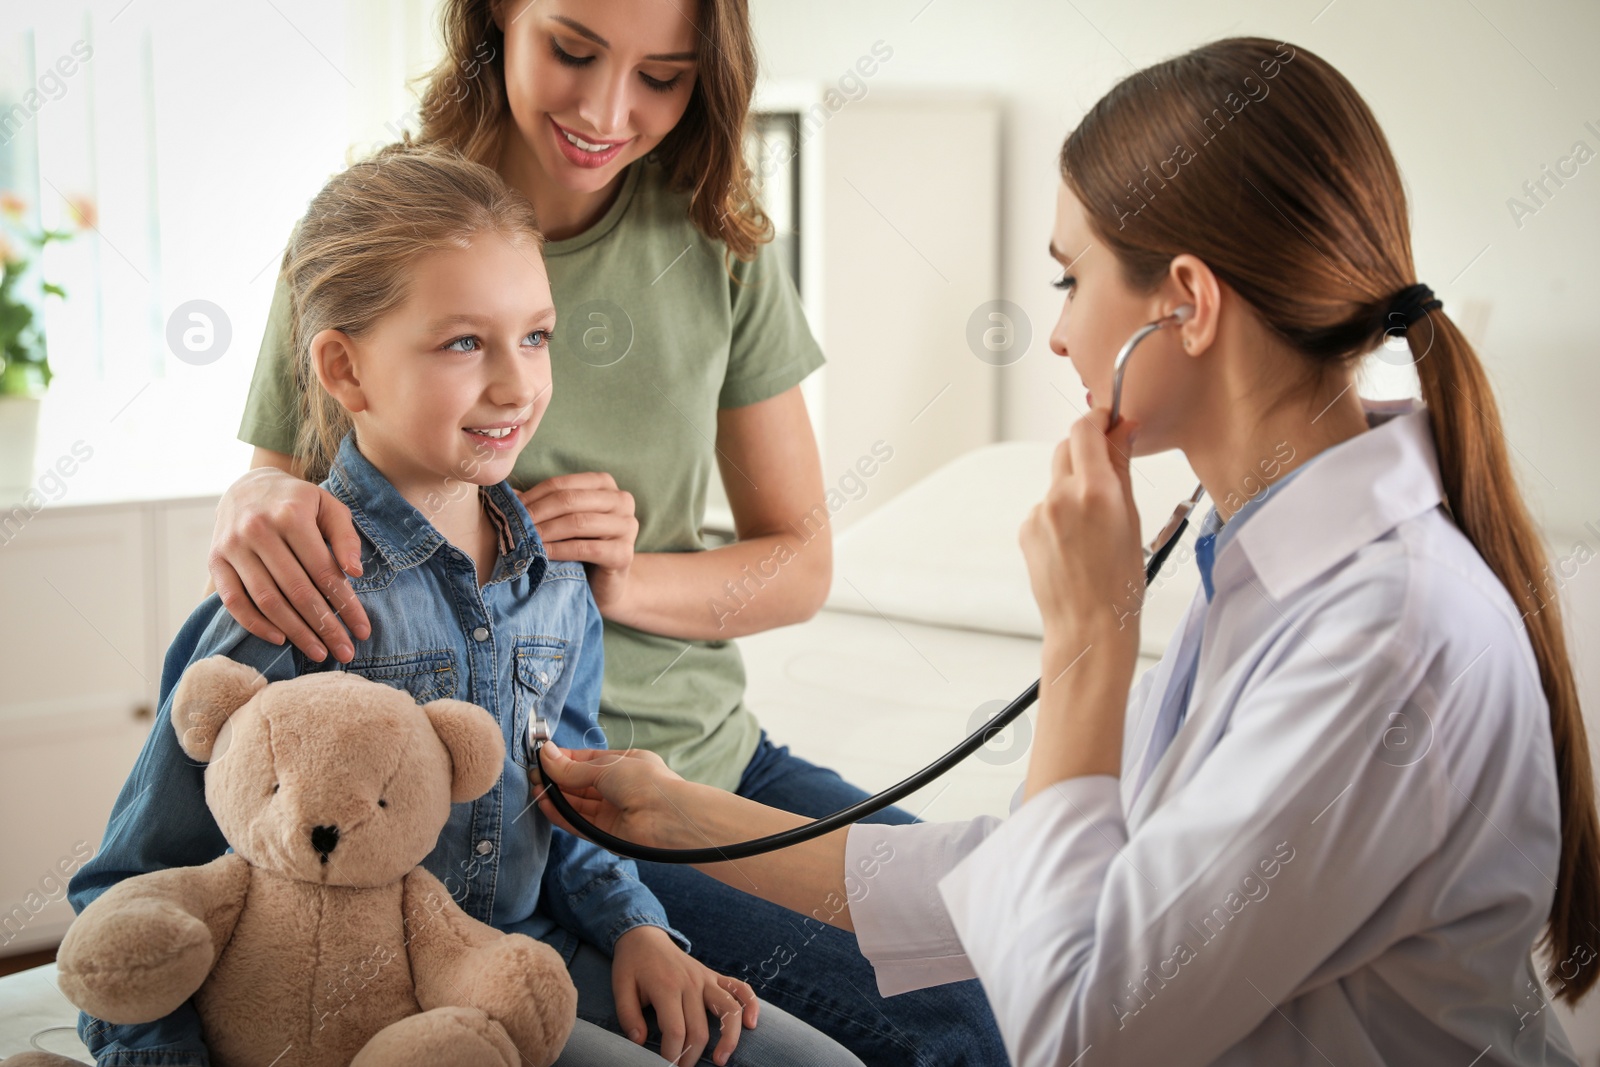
[208,0,1006,1064]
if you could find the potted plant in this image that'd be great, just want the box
[0,190,92,491]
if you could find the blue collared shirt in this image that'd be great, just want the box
[1134,449,1326,797]
[68,432,685,1066]
[1192,453,1319,602]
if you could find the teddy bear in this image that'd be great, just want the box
[3,656,577,1067]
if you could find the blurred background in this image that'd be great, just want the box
[0,0,1596,1053]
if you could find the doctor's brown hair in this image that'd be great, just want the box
[1062,38,1599,1003]
[415,0,770,263]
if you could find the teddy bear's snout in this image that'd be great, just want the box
[310,824,340,863]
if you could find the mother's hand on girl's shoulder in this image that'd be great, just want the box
[210,465,371,663]
[518,472,638,613]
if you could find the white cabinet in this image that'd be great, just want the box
[0,496,217,956]
[155,500,224,650]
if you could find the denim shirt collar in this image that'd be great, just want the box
[324,431,548,585]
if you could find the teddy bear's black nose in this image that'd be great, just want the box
[310,824,340,863]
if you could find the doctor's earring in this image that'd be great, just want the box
[1182,335,1193,351]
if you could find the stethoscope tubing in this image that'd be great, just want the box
[532,533,1189,864]
[532,310,1204,863]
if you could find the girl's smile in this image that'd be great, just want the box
[309,234,556,511]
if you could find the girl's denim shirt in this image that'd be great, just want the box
[66,432,687,1066]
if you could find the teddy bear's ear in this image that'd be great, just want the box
[172,656,269,762]
[421,699,506,802]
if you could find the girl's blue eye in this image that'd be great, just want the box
[445,335,480,352]
[524,329,551,348]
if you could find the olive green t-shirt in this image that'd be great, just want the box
[238,159,825,792]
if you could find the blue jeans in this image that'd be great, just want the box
[633,731,1009,1067]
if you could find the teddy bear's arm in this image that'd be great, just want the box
[401,867,578,1067]
[57,853,253,1025]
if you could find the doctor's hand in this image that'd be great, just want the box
[1019,410,1145,796]
[519,472,637,614]
[532,744,698,851]
[1019,409,1145,655]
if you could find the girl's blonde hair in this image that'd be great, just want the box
[283,139,544,484]
[1062,37,1599,1002]
[415,0,771,265]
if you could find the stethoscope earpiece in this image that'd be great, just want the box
[1109,305,1195,428]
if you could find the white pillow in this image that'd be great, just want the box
[824,441,1203,658]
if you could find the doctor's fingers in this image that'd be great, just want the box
[541,746,677,804]
[533,742,610,783]
[1068,416,1139,506]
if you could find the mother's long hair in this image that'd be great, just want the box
[416,0,770,264]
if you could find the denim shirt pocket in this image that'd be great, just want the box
[343,649,459,704]
[510,637,568,769]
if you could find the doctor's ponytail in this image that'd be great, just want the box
[1061,37,1600,1003]
[1406,309,1600,1004]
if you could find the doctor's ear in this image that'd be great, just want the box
[1165,254,1222,356]
[309,328,370,414]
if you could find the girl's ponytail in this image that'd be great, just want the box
[1408,309,1600,1002]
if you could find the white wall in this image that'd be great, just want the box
[748,0,1600,544]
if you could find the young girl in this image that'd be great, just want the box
[533,37,1600,1063]
[67,142,861,1067]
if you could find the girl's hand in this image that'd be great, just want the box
[519,472,638,613]
[210,466,371,662]
[1019,409,1145,658]
[532,744,692,849]
[610,925,759,1066]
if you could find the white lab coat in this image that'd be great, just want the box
[843,401,1581,1066]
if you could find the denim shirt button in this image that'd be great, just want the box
[472,626,489,641]
[476,839,494,855]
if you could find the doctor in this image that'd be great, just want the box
[535,36,1600,1065]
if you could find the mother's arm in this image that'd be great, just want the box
[204,445,371,663]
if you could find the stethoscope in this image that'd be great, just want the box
[531,307,1204,863]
